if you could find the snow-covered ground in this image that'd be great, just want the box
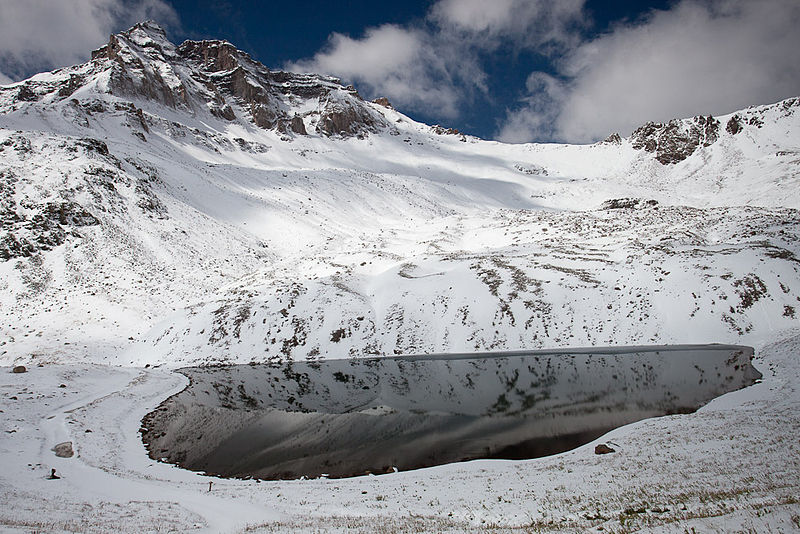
[1,332,798,532]
[1,22,799,532]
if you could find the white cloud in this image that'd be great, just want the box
[288,0,588,119]
[288,24,485,118]
[499,0,800,143]
[431,0,587,50]
[0,0,179,82]
[496,73,566,143]
[431,0,517,34]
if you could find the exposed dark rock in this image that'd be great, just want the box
[29,215,68,249]
[0,169,18,216]
[93,25,190,109]
[631,115,720,164]
[57,74,86,98]
[251,104,278,129]
[289,116,307,135]
[726,115,743,135]
[211,104,236,121]
[372,97,393,109]
[594,443,615,454]
[733,274,768,310]
[514,163,548,176]
[18,22,387,139]
[601,198,659,210]
[42,202,100,227]
[232,137,270,153]
[181,46,385,135]
[178,40,242,72]
[53,441,74,458]
[0,234,37,261]
[317,100,380,137]
[431,125,461,136]
[330,328,347,342]
[12,365,26,373]
[16,84,38,102]
[603,133,622,145]
[76,138,109,156]
[1,134,32,154]
[0,199,99,261]
[78,100,107,114]
[133,107,149,132]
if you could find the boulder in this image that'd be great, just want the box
[53,441,74,458]
[594,443,615,455]
[12,365,26,373]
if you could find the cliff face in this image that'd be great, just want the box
[3,21,388,138]
[630,115,720,164]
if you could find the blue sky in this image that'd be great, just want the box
[1,0,799,143]
[166,0,673,140]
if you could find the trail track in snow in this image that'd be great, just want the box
[0,365,281,532]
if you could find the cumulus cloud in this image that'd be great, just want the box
[431,0,587,50]
[288,24,487,118]
[0,0,179,82]
[496,73,566,143]
[499,0,800,143]
[289,0,587,119]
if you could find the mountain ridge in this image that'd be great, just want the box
[3,21,799,149]
[2,21,389,139]
[0,22,798,366]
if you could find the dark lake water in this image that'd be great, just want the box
[142,345,760,479]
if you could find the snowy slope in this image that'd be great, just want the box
[0,21,798,368]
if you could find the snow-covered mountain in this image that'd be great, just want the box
[1,21,798,366]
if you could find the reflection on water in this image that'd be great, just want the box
[142,345,759,479]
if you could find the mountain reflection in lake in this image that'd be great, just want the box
[142,345,760,479]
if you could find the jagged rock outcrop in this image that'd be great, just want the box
[372,97,393,109]
[155,23,388,136]
[0,197,101,261]
[317,97,382,137]
[2,21,388,139]
[431,125,461,136]
[631,115,720,164]
[601,198,659,210]
[92,22,191,109]
[726,115,743,135]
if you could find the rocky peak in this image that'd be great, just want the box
[630,115,720,165]
[175,37,388,136]
[91,21,176,61]
[178,40,243,73]
[90,21,189,109]
[1,22,389,139]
